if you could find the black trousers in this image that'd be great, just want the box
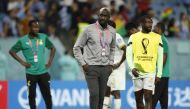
[85,65,112,109]
[152,77,169,109]
[26,73,52,109]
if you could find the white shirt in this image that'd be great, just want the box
[114,33,126,63]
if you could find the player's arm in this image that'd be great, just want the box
[109,32,116,66]
[9,40,31,68]
[155,39,164,83]
[163,53,167,66]
[119,45,126,65]
[126,36,139,77]
[73,28,89,72]
[163,38,168,67]
[113,35,126,69]
[45,36,56,68]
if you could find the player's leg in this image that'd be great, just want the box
[112,90,121,109]
[85,65,101,109]
[134,89,144,109]
[99,66,112,109]
[159,77,169,109]
[133,79,144,109]
[143,77,155,109]
[111,64,126,109]
[152,77,164,109]
[144,89,152,109]
[38,73,52,109]
[103,86,112,109]
[26,74,37,109]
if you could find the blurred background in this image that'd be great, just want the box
[0,0,190,109]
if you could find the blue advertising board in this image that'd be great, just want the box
[8,80,190,109]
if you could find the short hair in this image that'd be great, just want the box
[28,19,39,27]
[156,22,165,32]
[140,15,152,23]
[125,22,138,31]
[99,7,110,14]
[119,5,125,12]
[110,0,115,5]
[108,20,116,28]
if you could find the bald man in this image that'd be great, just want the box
[73,8,116,109]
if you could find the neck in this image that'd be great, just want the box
[142,29,150,33]
[98,21,107,29]
[29,32,37,37]
[102,24,107,29]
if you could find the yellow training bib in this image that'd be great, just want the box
[131,32,162,73]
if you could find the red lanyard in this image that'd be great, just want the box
[28,38,38,56]
[95,22,110,48]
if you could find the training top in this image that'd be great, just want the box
[127,31,163,78]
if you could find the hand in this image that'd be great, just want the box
[21,61,31,68]
[132,68,139,77]
[113,63,120,69]
[155,77,161,84]
[82,64,88,73]
[108,65,113,69]
[45,63,51,68]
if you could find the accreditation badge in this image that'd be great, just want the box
[101,48,106,56]
[34,55,38,62]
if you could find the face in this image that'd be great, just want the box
[30,22,40,35]
[128,28,139,36]
[98,8,110,27]
[142,18,153,33]
[153,25,161,34]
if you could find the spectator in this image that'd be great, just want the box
[136,0,151,15]
[167,18,179,38]
[176,12,190,39]
[45,1,60,28]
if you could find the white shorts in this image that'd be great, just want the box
[107,63,126,91]
[132,77,155,92]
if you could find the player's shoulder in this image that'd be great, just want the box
[162,34,169,44]
[131,31,141,37]
[116,33,123,39]
[86,23,94,28]
[150,32,161,38]
[116,33,125,44]
[162,34,168,40]
[38,33,48,38]
[19,34,28,41]
[82,24,94,33]
[130,31,141,39]
[107,25,116,33]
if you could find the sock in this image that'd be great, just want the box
[114,99,121,109]
[103,97,111,109]
[109,95,113,108]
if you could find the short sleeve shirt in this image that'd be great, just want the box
[114,33,126,63]
[10,33,54,75]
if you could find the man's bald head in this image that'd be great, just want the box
[98,7,111,29]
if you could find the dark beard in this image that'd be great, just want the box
[98,20,107,29]
[29,32,38,37]
[142,28,151,33]
[100,23,107,29]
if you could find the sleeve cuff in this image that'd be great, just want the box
[10,48,18,53]
[81,61,86,66]
[156,72,162,78]
[129,66,135,72]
